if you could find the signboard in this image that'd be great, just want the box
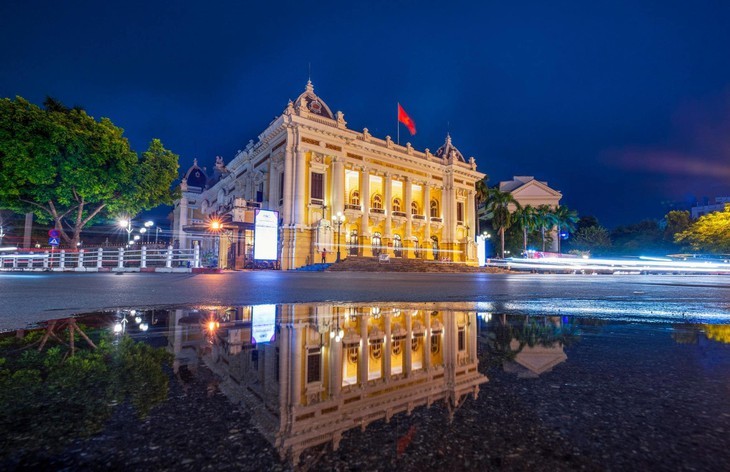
[48,229,60,238]
[253,209,279,260]
[49,237,60,246]
[251,304,276,344]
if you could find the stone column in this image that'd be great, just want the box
[332,158,345,215]
[384,313,392,382]
[405,312,413,377]
[293,145,307,227]
[468,312,477,363]
[423,185,431,254]
[283,137,294,226]
[424,311,431,371]
[291,323,304,406]
[360,168,370,256]
[404,177,412,242]
[331,333,342,397]
[359,312,369,387]
[384,172,392,240]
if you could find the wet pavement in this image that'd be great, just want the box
[1,302,729,471]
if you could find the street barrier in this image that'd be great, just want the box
[0,245,201,272]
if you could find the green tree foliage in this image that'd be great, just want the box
[675,205,730,253]
[484,188,521,258]
[0,331,171,457]
[663,210,690,243]
[611,220,663,254]
[571,225,612,255]
[0,97,180,246]
[515,205,538,255]
[535,204,558,252]
[553,205,579,254]
[474,176,490,233]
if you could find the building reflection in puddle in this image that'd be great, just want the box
[165,303,487,463]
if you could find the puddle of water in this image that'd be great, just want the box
[1,303,729,470]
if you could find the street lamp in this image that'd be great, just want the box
[333,212,345,263]
[118,219,132,245]
[155,226,161,245]
[210,220,223,268]
[144,221,154,244]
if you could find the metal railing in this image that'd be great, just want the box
[0,245,201,272]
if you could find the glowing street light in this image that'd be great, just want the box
[118,218,132,244]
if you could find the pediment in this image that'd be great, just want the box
[510,180,562,199]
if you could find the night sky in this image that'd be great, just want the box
[2,1,729,227]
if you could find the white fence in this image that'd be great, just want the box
[0,245,201,272]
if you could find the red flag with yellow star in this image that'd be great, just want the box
[398,103,416,135]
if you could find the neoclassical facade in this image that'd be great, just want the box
[164,302,486,464]
[172,82,486,270]
[499,176,563,252]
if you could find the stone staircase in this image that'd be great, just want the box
[295,263,332,272]
[326,256,499,273]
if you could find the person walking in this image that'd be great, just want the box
[321,248,327,263]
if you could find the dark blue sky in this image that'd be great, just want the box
[2,0,730,227]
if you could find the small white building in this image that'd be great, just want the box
[499,176,563,252]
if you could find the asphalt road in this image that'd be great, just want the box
[1,271,729,330]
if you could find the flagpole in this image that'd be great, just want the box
[397,102,400,145]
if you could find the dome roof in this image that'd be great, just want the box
[294,80,334,119]
[434,134,466,162]
[183,159,207,189]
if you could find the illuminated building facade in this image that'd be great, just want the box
[183,302,486,464]
[171,82,486,270]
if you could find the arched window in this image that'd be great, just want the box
[430,200,439,218]
[392,198,401,212]
[372,231,382,257]
[411,201,420,215]
[393,234,403,258]
[371,194,383,209]
[350,190,360,205]
[349,229,359,256]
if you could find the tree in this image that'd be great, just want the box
[663,210,690,244]
[674,205,730,253]
[514,205,537,255]
[572,225,612,255]
[535,204,558,252]
[484,188,521,258]
[0,97,180,246]
[474,176,490,233]
[553,205,579,254]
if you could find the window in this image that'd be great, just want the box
[349,230,359,256]
[350,190,360,205]
[458,326,466,351]
[372,232,382,257]
[371,194,383,209]
[430,200,439,218]
[411,201,419,215]
[278,172,285,205]
[257,182,264,203]
[457,202,464,223]
[393,234,402,257]
[392,198,401,212]
[307,347,321,383]
[370,340,383,360]
[311,172,324,202]
[413,239,420,259]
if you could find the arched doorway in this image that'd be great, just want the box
[349,229,359,256]
[372,232,382,257]
[393,234,403,257]
[431,236,439,260]
[413,239,420,259]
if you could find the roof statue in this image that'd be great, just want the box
[434,133,466,162]
[293,80,335,119]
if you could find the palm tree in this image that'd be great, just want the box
[535,205,558,252]
[552,205,579,254]
[485,188,521,258]
[515,205,537,256]
[474,176,490,233]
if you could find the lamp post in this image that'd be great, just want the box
[210,220,222,268]
[118,219,133,245]
[334,212,345,263]
[144,221,154,244]
[155,226,161,245]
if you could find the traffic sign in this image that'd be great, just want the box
[48,229,60,238]
[49,237,60,246]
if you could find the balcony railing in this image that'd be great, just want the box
[345,204,361,211]
[392,211,406,218]
[412,214,426,220]
[370,208,385,214]
[430,217,443,223]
